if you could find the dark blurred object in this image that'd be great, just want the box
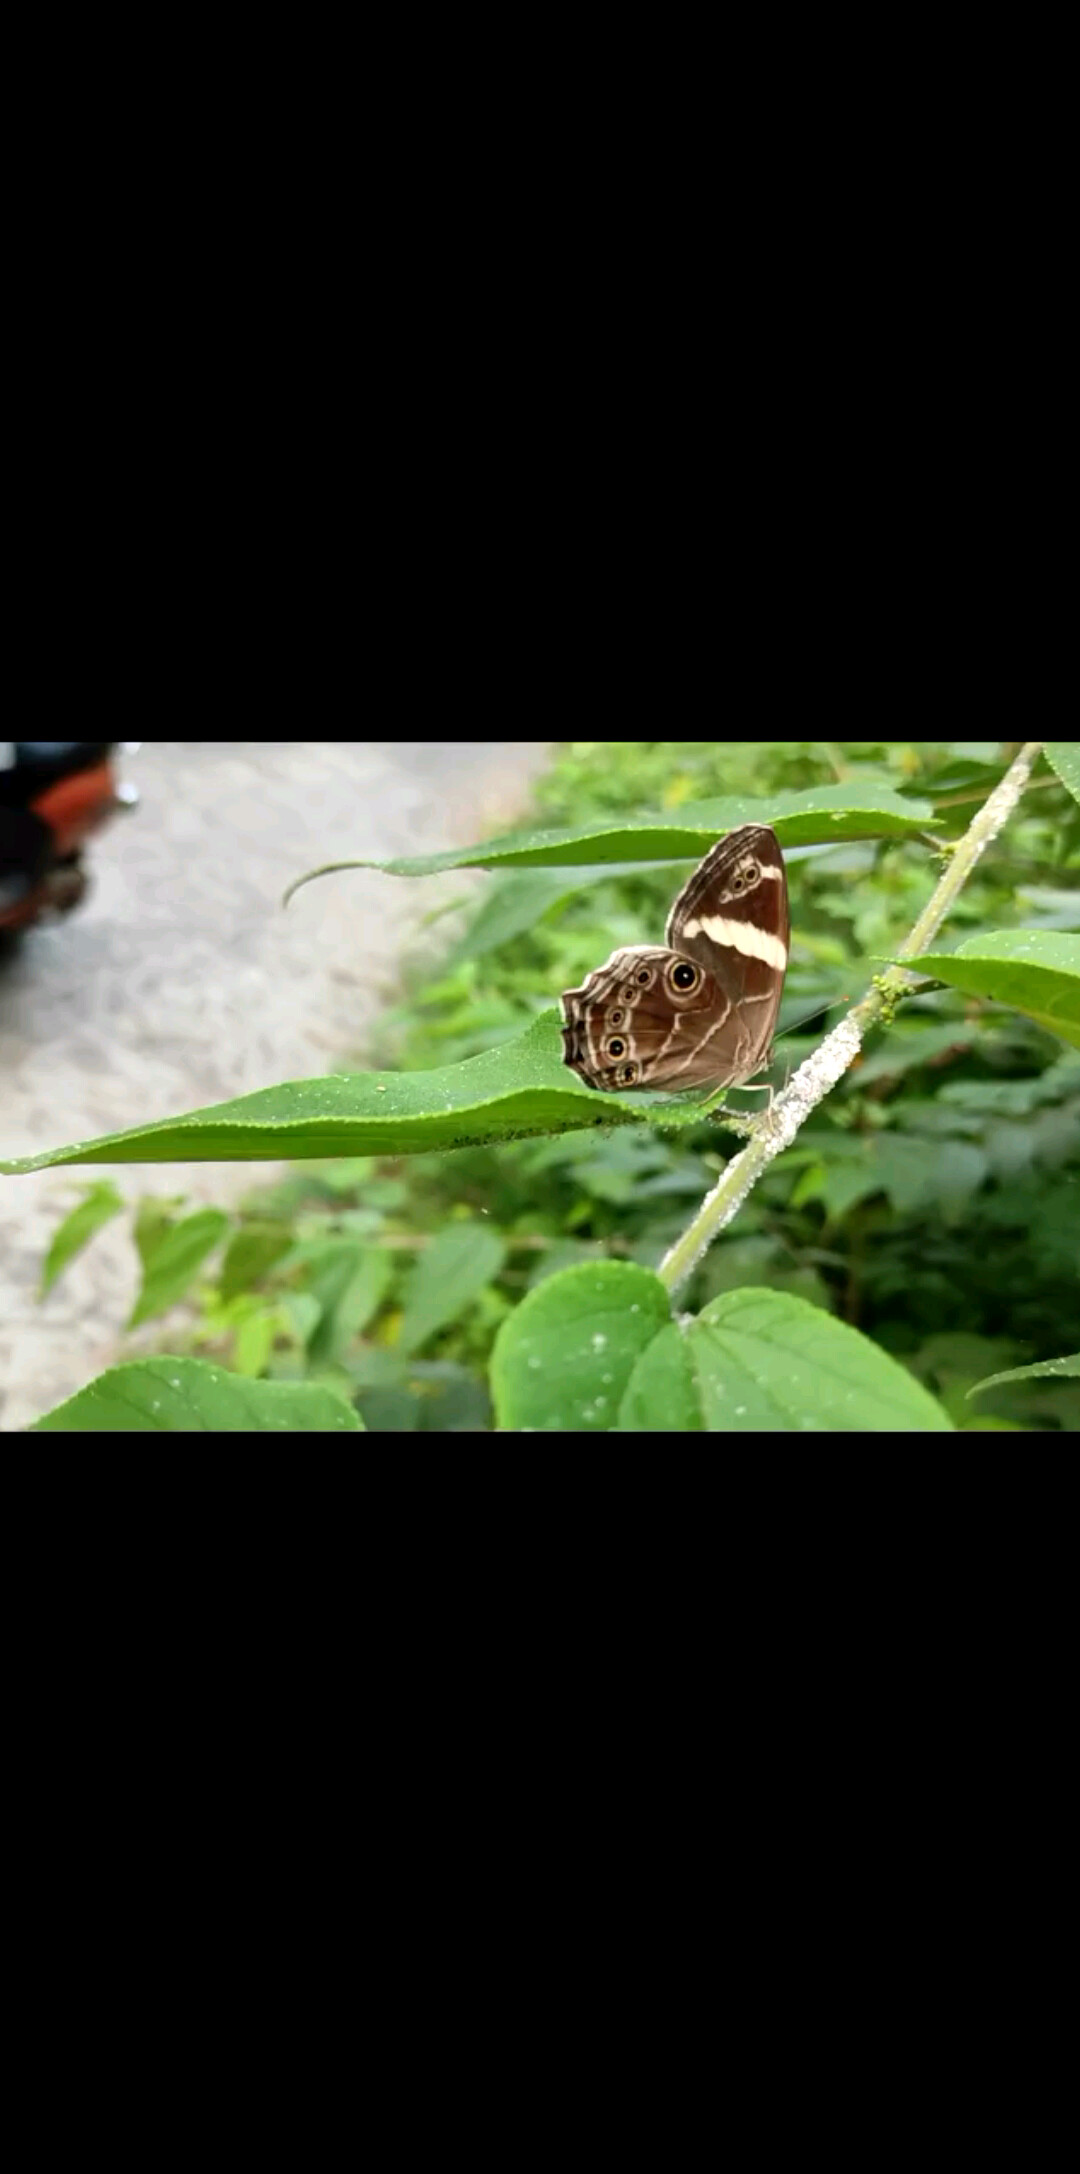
[0,742,139,933]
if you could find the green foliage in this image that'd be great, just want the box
[129,1206,230,1328]
[964,1347,1077,1434]
[39,1181,125,1296]
[902,933,1080,1049]
[491,1268,950,1431]
[1045,743,1080,804]
[32,1355,361,1432]
[0,1016,688,1174]
[398,1224,506,1356]
[491,1262,671,1430]
[283,783,939,896]
[14,740,1080,1431]
[619,1287,952,1432]
[219,1223,293,1302]
[968,1351,1080,1400]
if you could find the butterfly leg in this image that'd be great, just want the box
[696,1070,777,1124]
[728,1080,776,1110]
[695,1083,733,1119]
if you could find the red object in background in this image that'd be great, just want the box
[0,747,125,933]
[30,762,117,856]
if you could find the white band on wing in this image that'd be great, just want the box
[679,914,787,970]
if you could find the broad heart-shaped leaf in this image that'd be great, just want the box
[618,1289,952,1432]
[39,1180,125,1297]
[283,784,937,893]
[31,1355,362,1432]
[491,1261,671,1430]
[491,1269,951,1432]
[398,1224,506,1356]
[898,932,1080,1051]
[1044,742,1080,805]
[0,1015,712,1176]
[968,1352,1080,1399]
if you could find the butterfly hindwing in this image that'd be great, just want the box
[560,946,733,1091]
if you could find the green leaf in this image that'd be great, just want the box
[402,1360,493,1432]
[357,1387,421,1431]
[0,1015,710,1176]
[968,1352,1080,1398]
[617,1323,705,1431]
[39,1181,125,1297]
[852,1021,982,1085]
[939,1051,1080,1114]
[134,1194,188,1256]
[901,758,1005,798]
[447,866,637,963]
[272,1239,393,1363]
[398,1224,506,1356]
[491,1261,671,1430]
[233,1305,279,1376]
[619,1289,953,1432]
[1044,742,1080,805]
[31,1355,362,1431]
[219,1223,293,1301]
[899,933,1080,1050]
[283,785,937,892]
[526,1240,607,1289]
[1014,886,1080,931]
[281,1291,322,1346]
[128,1208,231,1327]
[319,1247,394,1361]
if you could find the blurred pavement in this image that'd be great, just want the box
[0,740,549,1429]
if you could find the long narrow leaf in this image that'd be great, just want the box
[284,786,936,896]
[1,1016,709,1175]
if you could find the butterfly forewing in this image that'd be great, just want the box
[560,825,789,1094]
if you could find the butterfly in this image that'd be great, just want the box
[560,824,789,1094]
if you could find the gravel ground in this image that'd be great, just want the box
[0,741,549,1430]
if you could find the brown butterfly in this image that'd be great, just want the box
[560,824,789,1094]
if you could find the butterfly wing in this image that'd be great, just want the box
[560,945,739,1091]
[560,827,789,1094]
[665,825,788,1080]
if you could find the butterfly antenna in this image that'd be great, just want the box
[773,994,851,1045]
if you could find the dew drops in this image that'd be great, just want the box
[630,1304,640,1314]
[591,1332,607,1352]
[735,1405,746,1415]
[170,1378,181,1389]
[528,1356,542,1370]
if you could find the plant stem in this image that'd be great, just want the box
[929,770,1058,810]
[657,741,1044,1297]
